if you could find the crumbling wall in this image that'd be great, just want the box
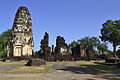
[71,44,86,60]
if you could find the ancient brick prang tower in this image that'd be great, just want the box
[40,32,51,54]
[8,6,34,57]
[55,36,70,55]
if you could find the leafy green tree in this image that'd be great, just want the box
[97,43,108,54]
[0,29,12,57]
[69,41,78,48]
[100,20,120,55]
[77,36,100,50]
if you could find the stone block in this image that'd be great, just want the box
[26,59,46,66]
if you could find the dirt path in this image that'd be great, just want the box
[44,62,107,80]
[0,65,17,71]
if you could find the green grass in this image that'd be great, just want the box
[0,61,54,74]
[0,61,54,80]
[78,60,120,73]
[0,76,43,80]
[2,66,45,74]
[78,60,120,80]
[0,61,26,66]
[1,60,120,80]
[44,62,54,72]
[103,75,120,80]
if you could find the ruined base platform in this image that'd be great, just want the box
[26,59,46,66]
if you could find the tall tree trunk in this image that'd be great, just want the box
[102,50,104,54]
[113,42,116,56]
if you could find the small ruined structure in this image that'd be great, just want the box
[71,44,86,59]
[8,6,34,57]
[71,44,99,60]
[40,32,51,54]
[55,36,70,55]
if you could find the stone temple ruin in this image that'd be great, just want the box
[39,35,70,55]
[37,35,71,61]
[55,36,70,55]
[6,6,98,62]
[8,6,34,57]
[71,44,98,60]
[71,44,86,59]
[40,32,51,54]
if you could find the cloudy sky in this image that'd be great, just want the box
[0,0,120,51]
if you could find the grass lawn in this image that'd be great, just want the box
[78,60,120,80]
[0,61,54,80]
[0,61,54,74]
[0,76,43,80]
[0,60,120,80]
[0,61,26,66]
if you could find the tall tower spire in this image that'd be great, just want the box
[9,6,34,57]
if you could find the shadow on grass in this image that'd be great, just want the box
[57,66,94,74]
[56,62,120,80]
[57,62,120,74]
[103,75,120,80]
[94,62,117,66]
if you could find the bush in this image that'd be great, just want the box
[0,50,7,58]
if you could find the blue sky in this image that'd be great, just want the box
[0,0,120,51]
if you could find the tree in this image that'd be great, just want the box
[69,41,78,48]
[0,29,12,57]
[97,43,108,54]
[100,20,120,55]
[77,36,100,50]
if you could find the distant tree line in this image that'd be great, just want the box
[0,29,12,57]
[69,36,109,55]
